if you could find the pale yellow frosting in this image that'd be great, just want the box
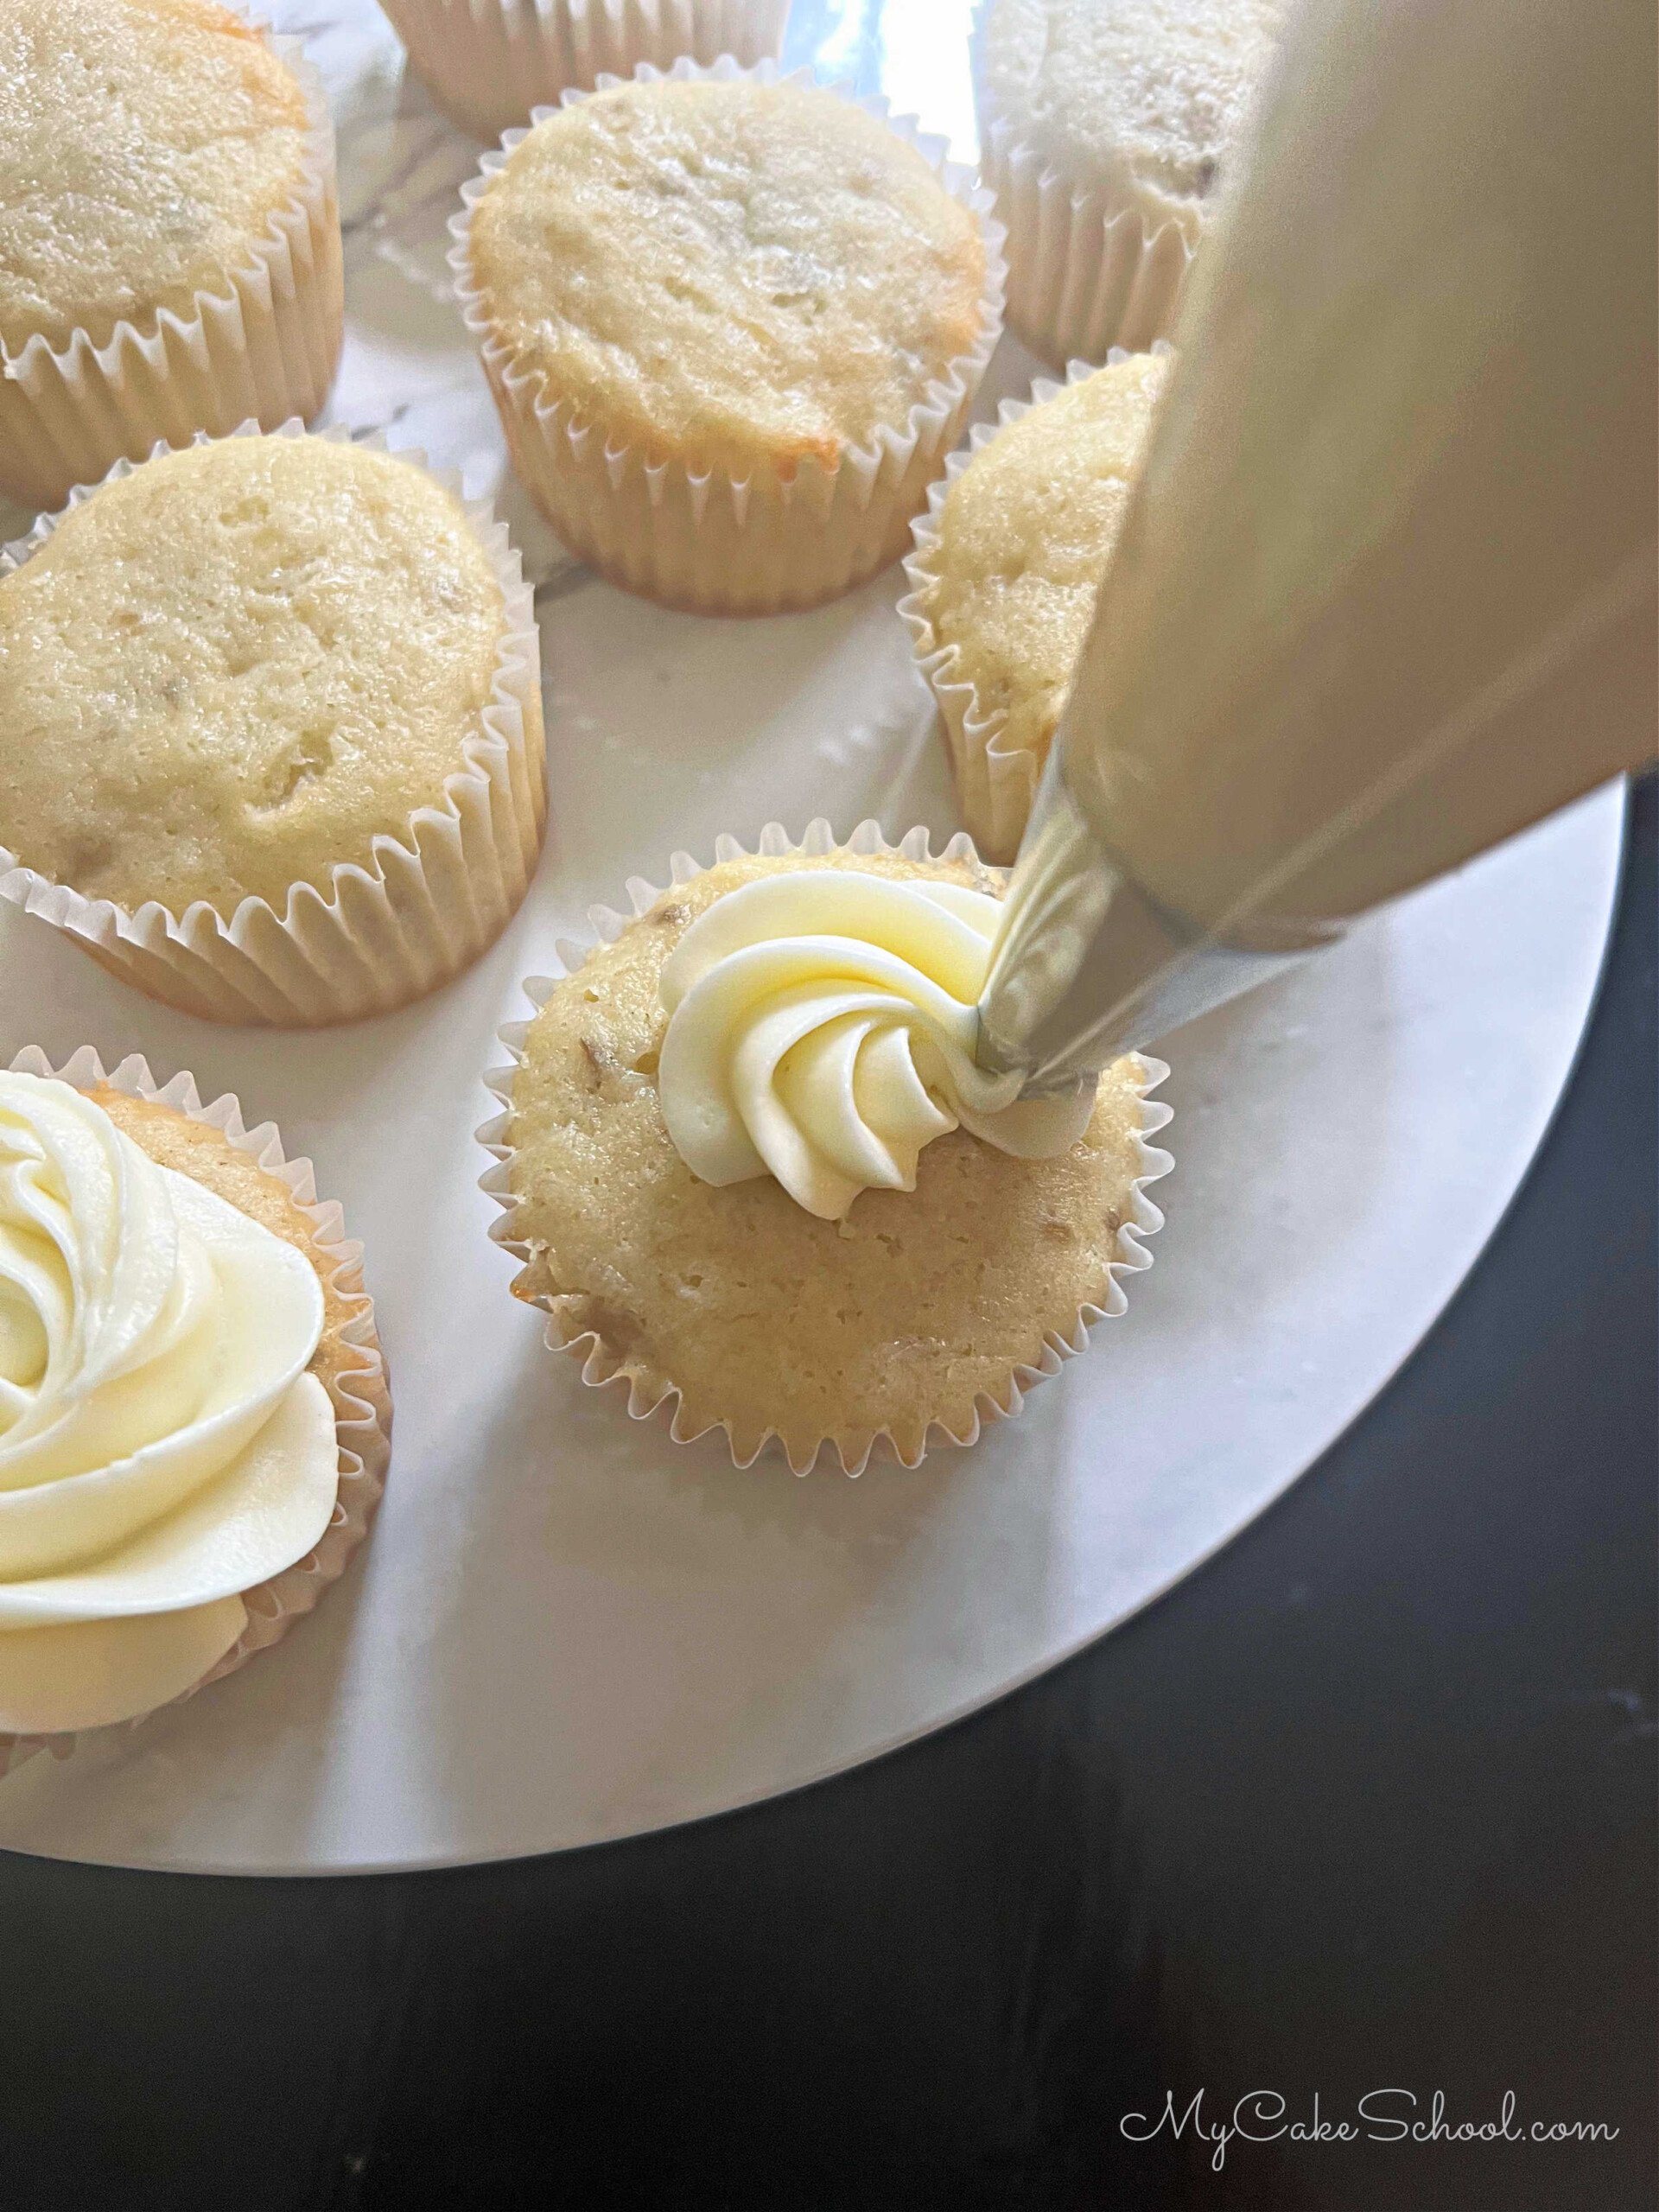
[0,1073,338,1736]
[467,77,988,477]
[0,0,314,358]
[658,871,1091,1220]
[0,434,505,919]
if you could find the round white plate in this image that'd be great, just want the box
[0,3,1627,1871]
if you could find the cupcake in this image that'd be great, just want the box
[452,60,1004,615]
[973,0,1284,364]
[0,1052,391,1777]
[380,0,790,143]
[0,0,343,514]
[480,822,1172,1474]
[900,348,1169,862]
[0,423,545,1026]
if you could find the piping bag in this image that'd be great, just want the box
[975,0,1657,1094]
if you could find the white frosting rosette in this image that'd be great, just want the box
[0,1050,391,1777]
[658,868,1096,1222]
[480,819,1173,1473]
[381,0,790,143]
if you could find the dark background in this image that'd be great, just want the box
[1,778,1653,2212]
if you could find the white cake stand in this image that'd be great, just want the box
[0,0,1628,1871]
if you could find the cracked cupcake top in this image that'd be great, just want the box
[0,434,504,917]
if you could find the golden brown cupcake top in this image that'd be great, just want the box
[467,77,989,478]
[0,434,505,918]
[0,0,315,357]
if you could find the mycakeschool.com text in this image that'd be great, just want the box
[1118,2089,1622,2173]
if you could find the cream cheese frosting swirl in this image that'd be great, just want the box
[0,1073,339,1737]
[658,870,1094,1221]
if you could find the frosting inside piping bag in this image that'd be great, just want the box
[658,872,1094,1221]
[0,1074,339,1735]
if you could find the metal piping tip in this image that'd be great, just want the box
[976,757,1325,1091]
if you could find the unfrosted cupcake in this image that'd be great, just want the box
[453,61,1004,614]
[901,348,1169,861]
[381,0,789,143]
[480,823,1171,1473]
[974,0,1284,363]
[0,425,544,1026]
[0,1054,391,1775]
[0,0,343,512]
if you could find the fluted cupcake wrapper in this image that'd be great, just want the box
[970,3,1192,368]
[476,817,1173,1476]
[383,0,790,142]
[448,56,1007,616]
[898,346,1171,864]
[0,16,343,516]
[0,1047,392,1782]
[0,418,547,1027]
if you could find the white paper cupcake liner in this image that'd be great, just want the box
[0,418,547,1027]
[0,16,344,517]
[449,57,1007,615]
[0,1046,392,1782]
[477,817,1173,1475]
[382,0,790,142]
[898,346,1170,865]
[970,4,1192,367]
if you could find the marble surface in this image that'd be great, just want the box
[0,2,1626,1870]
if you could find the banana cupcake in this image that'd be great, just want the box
[452,60,1004,614]
[901,349,1169,861]
[0,1053,391,1776]
[480,823,1171,1473]
[974,0,1284,363]
[381,0,789,143]
[0,425,544,1026]
[0,0,343,512]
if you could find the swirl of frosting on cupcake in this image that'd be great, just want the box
[658,871,1094,1221]
[0,1073,340,1737]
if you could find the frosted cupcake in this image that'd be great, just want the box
[481,824,1171,1473]
[974,0,1283,363]
[0,0,343,512]
[0,1056,391,1774]
[453,61,1004,614]
[0,425,544,1026]
[381,0,790,143]
[901,349,1169,861]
